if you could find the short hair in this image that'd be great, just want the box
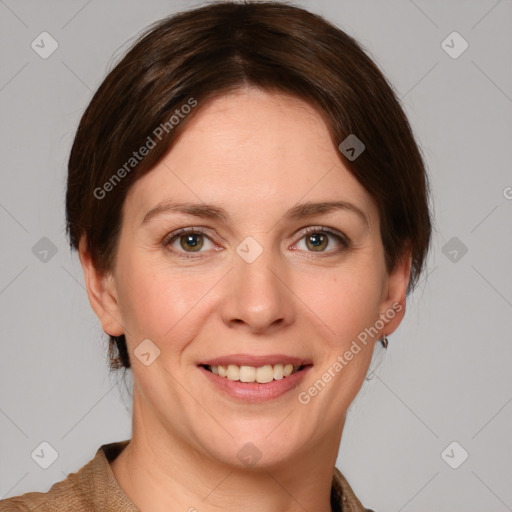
[65,1,432,372]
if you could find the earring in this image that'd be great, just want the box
[380,334,388,349]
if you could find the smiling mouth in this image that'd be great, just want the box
[200,363,309,384]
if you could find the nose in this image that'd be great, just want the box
[219,241,295,334]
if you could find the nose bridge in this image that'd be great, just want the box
[236,241,280,293]
[235,233,283,302]
[221,234,293,332]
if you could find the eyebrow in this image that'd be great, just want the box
[141,200,369,227]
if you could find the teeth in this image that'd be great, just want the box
[226,364,239,381]
[208,363,302,383]
[239,365,256,382]
[283,364,294,377]
[273,363,284,380]
[256,365,274,384]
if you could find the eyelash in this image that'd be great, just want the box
[162,226,351,259]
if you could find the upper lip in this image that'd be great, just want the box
[199,354,313,367]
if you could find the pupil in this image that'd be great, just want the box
[186,235,198,247]
[308,233,327,251]
[311,234,321,246]
[181,234,202,251]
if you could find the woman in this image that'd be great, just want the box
[0,1,431,511]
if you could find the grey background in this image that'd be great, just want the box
[1,0,511,510]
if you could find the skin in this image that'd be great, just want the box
[79,87,411,512]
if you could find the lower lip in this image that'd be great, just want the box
[198,365,312,403]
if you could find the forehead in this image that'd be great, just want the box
[124,88,378,228]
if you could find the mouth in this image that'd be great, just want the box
[197,354,313,402]
[199,363,310,384]
[198,361,313,402]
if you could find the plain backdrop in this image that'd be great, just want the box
[1,1,511,511]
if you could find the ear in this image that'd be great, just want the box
[78,235,125,337]
[379,247,412,337]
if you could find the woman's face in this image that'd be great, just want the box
[82,87,409,468]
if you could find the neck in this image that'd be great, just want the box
[110,390,343,512]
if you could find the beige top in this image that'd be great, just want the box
[0,440,373,512]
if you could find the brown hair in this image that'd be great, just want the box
[66,1,432,372]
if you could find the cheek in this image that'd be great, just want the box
[114,252,223,342]
[297,263,385,346]
[114,237,387,355]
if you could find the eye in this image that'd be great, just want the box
[162,226,350,258]
[163,228,216,257]
[293,226,350,254]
